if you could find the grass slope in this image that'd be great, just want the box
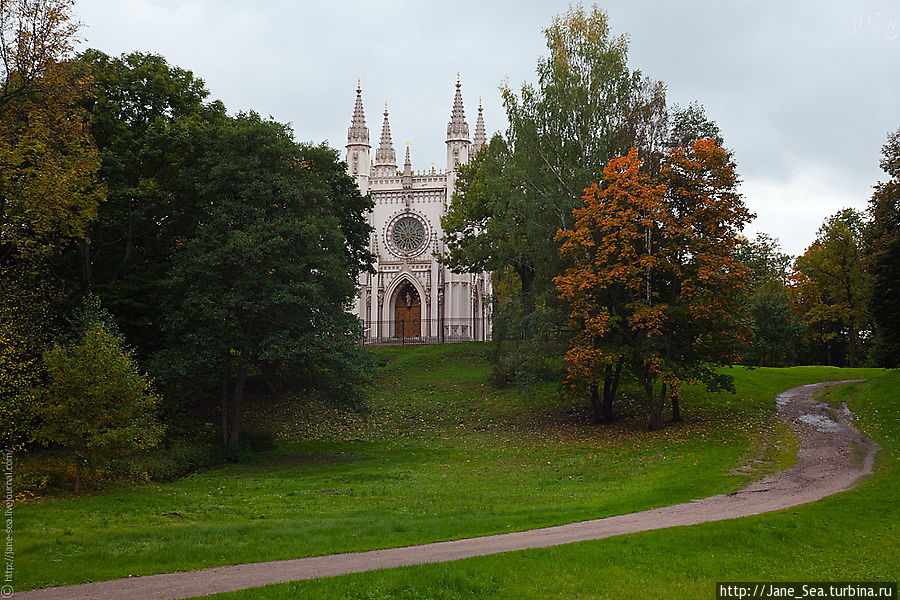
[208,370,900,599]
[14,344,891,593]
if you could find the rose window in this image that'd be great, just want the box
[392,217,426,252]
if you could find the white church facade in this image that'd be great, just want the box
[345,78,492,343]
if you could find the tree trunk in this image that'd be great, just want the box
[517,264,536,338]
[644,370,665,431]
[847,325,858,368]
[670,386,682,423]
[588,380,602,423]
[653,382,666,431]
[262,366,279,398]
[220,364,230,447]
[74,459,82,496]
[600,356,623,423]
[643,371,655,430]
[227,361,248,447]
[111,216,135,284]
[79,237,92,289]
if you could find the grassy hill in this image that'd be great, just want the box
[14,344,897,596]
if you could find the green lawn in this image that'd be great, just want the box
[207,369,900,600]
[14,344,893,594]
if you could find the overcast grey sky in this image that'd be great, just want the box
[72,0,900,256]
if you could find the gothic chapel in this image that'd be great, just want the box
[345,77,492,343]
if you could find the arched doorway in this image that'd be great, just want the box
[394,281,421,338]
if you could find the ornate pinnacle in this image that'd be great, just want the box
[347,80,369,146]
[375,101,397,167]
[447,74,469,141]
[473,97,487,153]
[403,143,412,176]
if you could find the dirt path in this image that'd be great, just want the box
[18,381,879,600]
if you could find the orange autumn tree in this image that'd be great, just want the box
[556,148,666,423]
[653,138,753,428]
[557,140,752,430]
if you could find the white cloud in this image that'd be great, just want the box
[741,164,873,257]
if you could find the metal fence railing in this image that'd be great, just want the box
[361,317,491,346]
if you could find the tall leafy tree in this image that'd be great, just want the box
[1,0,102,449]
[445,5,649,383]
[158,113,374,446]
[496,4,640,296]
[0,60,101,260]
[737,233,803,366]
[52,49,226,357]
[443,134,555,379]
[653,140,752,423]
[557,140,751,430]
[866,127,900,367]
[0,0,78,108]
[791,209,868,367]
[555,148,665,422]
[1,0,101,259]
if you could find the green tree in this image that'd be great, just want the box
[443,135,558,381]
[791,209,869,367]
[38,321,163,494]
[867,127,900,367]
[0,275,55,452]
[503,4,637,209]
[52,49,226,357]
[0,0,78,108]
[159,113,374,447]
[668,102,723,150]
[444,5,648,383]
[737,233,804,366]
[1,0,102,260]
[1,0,102,450]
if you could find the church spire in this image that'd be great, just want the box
[446,73,470,141]
[347,78,369,147]
[375,102,397,170]
[473,97,486,153]
[446,74,472,172]
[401,143,413,199]
[403,142,412,176]
[345,79,370,193]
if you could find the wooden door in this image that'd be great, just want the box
[394,282,421,338]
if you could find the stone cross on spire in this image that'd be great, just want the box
[375,101,397,170]
[473,97,487,153]
[347,79,369,147]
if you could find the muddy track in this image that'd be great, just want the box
[18,380,879,600]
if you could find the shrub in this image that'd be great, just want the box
[37,322,165,494]
[240,427,276,451]
[128,440,214,482]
